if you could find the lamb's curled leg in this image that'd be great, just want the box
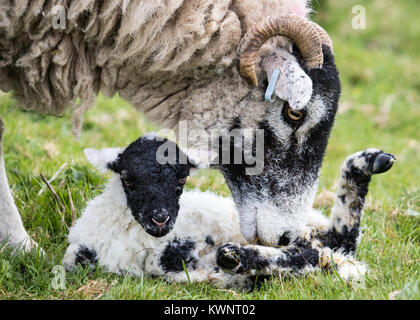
[317,149,395,255]
[217,240,320,277]
[143,239,252,289]
[0,117,41,254]
[216,240,369,282]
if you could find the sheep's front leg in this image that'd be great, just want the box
[0,117,40,253]
[318,149,395,255]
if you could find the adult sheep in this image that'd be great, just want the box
[1,0,340,252]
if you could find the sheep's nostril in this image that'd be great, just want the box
[151,216,170,227]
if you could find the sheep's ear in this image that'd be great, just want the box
[84,148,124,173]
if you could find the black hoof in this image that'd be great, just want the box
[216,244,241,269]
[372,153,395,174]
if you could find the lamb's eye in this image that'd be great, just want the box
[120,170,133,187]
[179,178,187,184]
[122,178,132,187]
[283,103,305,124]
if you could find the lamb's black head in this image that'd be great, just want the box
[85,135,195,237]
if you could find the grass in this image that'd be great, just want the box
[0,0,419,300]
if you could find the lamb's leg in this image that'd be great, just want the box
[143,242,252,289]
[62,244,97,271]
[0,117,40,253]
[216,240,320,277]
[216,240,369,281]
[317,149,395,255]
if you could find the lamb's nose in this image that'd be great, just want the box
[151,216,170,227]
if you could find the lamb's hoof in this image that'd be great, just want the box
[345,149,395,176]
[371,152,395,174]
[217,243,241,270]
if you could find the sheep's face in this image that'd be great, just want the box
[110,137,193,237]
[86,136,193,237]
[217,45,340,245]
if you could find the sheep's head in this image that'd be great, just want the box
[84,135,195,237]
[209,15,340,245]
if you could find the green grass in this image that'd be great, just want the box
[0,0,419,300]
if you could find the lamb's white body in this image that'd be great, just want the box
[63,176,250,285]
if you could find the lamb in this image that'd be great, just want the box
[0,0,363,256]
[63,134,251,287]
[62,134,395,288]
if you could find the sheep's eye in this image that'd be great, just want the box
[122,178,132,187]
[283,103,305,124]
[179,178,187,184]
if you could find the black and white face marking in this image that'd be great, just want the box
[107,136,194,237]
[218,45,341,245]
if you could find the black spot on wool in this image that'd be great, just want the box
[277,243,319,270]
[75,245,97,267]
[216,244,270,273]
[160,238,198,272]
[205,235,215,246]
[278,232,291,246]
[320,224,360,255]
[237,247,271,274]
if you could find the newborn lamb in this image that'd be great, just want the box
[62,135,395,289]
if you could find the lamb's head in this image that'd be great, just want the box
[205,16,340,246]
[84,135,195,237]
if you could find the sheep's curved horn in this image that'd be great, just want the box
[310,22,334,54]
[238,15,325,87]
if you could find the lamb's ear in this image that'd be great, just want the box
[84,148,124,173]
[183,148,218,176]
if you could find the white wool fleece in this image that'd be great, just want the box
[0,0,311,138]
